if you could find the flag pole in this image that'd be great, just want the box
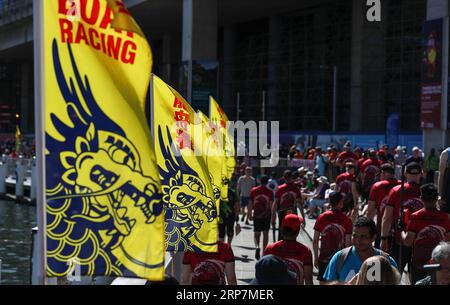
[33,0,47,285]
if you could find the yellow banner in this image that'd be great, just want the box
[209,97,236,197]
[195,110,226,200]
[151,74,218,252]
[44,0,164,280]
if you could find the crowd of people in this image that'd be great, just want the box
[0,138,35,159]
[176,141,450,286]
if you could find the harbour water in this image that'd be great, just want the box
[0,199,36,285]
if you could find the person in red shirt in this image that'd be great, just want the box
[336,162,358,218]
[353,147,362,160]
[182,241,237,285]
[264,214,313,285]
[272,170,304,240]
[357,150,369,173]
[381,162,424,273]
[313,192,353,283]
[402,183,450,284]
[337,142,358,171]
[367,163,400,248]
[360,149,382,208]
[249,175,274,260]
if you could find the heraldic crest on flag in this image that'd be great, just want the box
[151,75,219,252]
[46,40,164,278]
[157,125,217,252]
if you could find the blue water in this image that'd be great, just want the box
[0,199,36,285]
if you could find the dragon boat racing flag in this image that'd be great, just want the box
[39,0,165,280]
[194,110,226,203]
[150,74,219,253]
[209,97,236,200]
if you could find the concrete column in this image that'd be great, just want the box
[182,0,218,103]
[424,0,450,153]
[267,16,281,124]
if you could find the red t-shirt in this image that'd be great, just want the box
[336,172,356,184]
[183,241,235,268]
[275,183,302,212]
[406,208,450,267]
[314,210,353,262]
[369,178,401,221]
[360,158,382,174]
[263,240,313,266]
[407,208,450,234]
[250,185,273,219]
[385,182,423,241]
[338,151,358,166]
[357,157,367,170]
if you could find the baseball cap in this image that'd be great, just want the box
[344,141,352,148]
[380,163,395,175]
[281,214,303,232]
[250,255,297,285]
[412,146,420,152]
[406,162,422,175]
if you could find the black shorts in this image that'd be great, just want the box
[317,261,330,282]
[253,217,271,232]
[219,216,235,238]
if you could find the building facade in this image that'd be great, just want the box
[1,0,446,149]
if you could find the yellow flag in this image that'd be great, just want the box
[209,97,236,198]
[194,110,225,200]
[150,74,218,252]
[15,125,21,153]
[44,0,164,280]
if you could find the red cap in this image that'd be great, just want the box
[281,214,303,232]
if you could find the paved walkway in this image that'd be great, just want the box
[231,212,410,285]
[231,216,318,285]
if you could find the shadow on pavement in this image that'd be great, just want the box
[239,278,254,284]
[234,256,255,263]
[234,245,256,251]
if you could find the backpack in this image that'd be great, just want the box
[191,259,226,285]
[401,197,424,226]
[335,247,389,281]
[319,223,346,263]
[253,193,272,219]
[284,258,305,285]
[362,164,379,193]
[338,179,354,211]
[412,225,446,269]
[279,191,296,212]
